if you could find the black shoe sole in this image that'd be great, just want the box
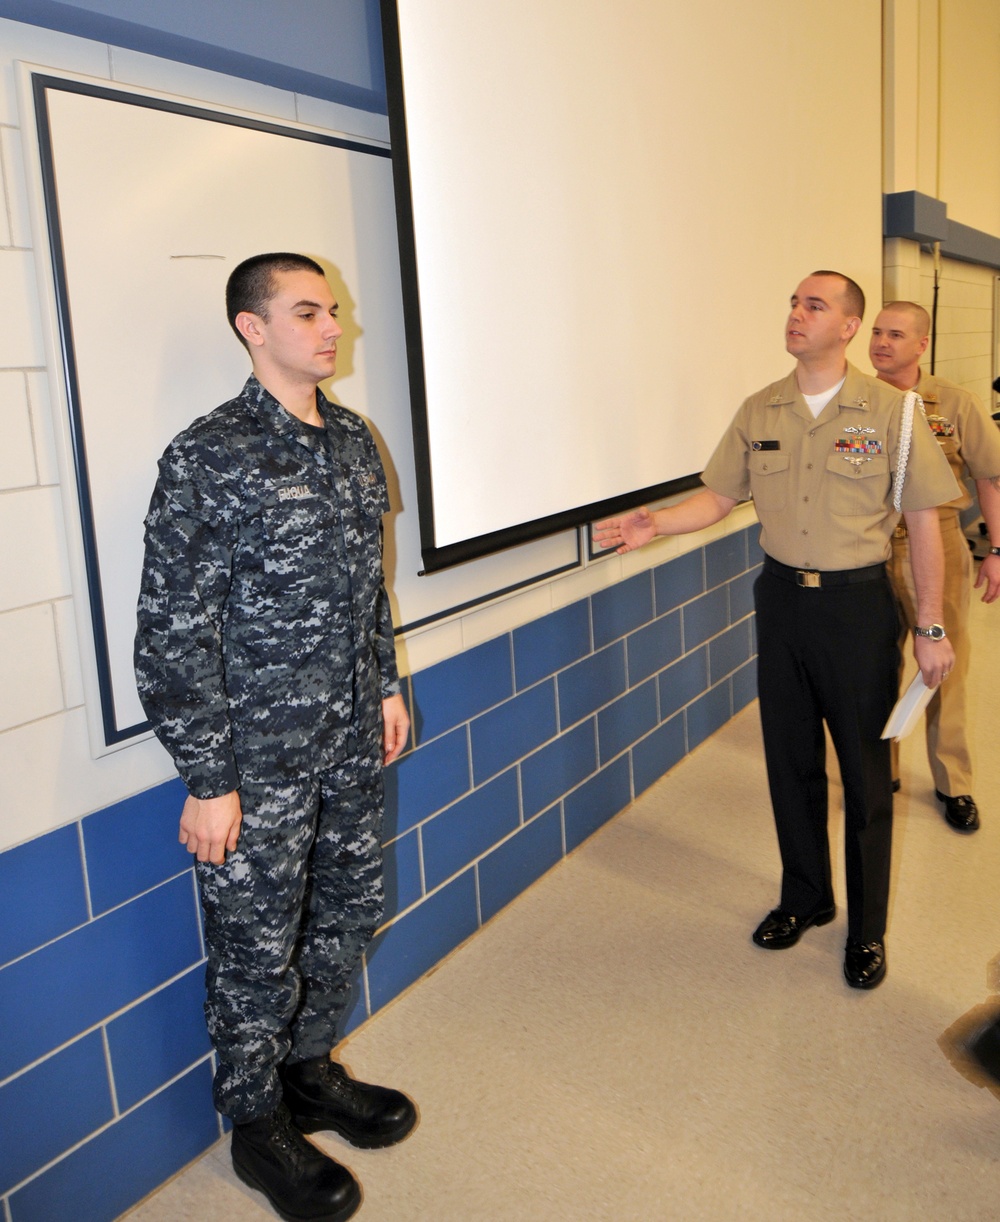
[291,1110,418,1150]
[943,809,980,833]
[232,1154,361,1222]
[844,963,886,989]
[843,949,887,990]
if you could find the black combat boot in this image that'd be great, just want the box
[282,1056,417,1148]
[231,1102,361,1222]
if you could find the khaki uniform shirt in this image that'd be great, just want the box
[702,363,959,570]
[913,372,1000,516]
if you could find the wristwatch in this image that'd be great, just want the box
[990,546,1000,556]
[914,623,947,640]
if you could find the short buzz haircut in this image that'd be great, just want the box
[226,252,325,348]
[810,269,866,321]
[880,300,931,337]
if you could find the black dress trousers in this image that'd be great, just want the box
[753,565,901,943]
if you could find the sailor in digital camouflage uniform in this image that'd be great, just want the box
[135,252,414,1222]
[870,301,1000,834]
[594,271,958,992]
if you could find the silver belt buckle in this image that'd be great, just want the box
[796,569,821,589]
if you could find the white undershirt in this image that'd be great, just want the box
[802,375,846,419]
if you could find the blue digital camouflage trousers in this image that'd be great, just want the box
[196,729,384,1122]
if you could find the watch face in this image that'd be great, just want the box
[918,624,946,640]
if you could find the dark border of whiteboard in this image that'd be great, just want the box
[31,73,391,747]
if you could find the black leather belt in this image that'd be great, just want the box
[763,555,886,589]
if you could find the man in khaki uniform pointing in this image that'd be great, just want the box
[595,271,958,990]
[870,301,1000,832]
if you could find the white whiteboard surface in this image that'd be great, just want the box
[32,77,578,750]
[387,0,884,553]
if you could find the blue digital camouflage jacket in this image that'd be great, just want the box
[135,375,399,799]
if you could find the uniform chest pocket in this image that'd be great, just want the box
[937,436,961,464]
[748,451,791,511]
[349,468,390,520]
[257,491,339,571]
[340,471,389,568]
[824,453,891,516]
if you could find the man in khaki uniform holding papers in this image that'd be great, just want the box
[595,271,958,989]
[869,301,1000,833]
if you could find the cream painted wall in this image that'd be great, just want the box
[881,1,1000,404]
[883,0,941,197]
[939,0,1000,235]
[884,0,1000,229]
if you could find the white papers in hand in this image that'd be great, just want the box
[881,672,935,740]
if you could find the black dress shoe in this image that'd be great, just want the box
[844,940,886,989]
[935,790,980,833]
[231,1103,360,1222]
[752,905,835,949]
[282,1057,417,1149]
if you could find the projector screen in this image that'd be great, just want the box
[381,0,884,572]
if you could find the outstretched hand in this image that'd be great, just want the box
[592,507,656,555]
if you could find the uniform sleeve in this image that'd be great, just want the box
[957,392,1000,480]
[375,572,400,699]
[359,425,401,698]
[701,401,752,501]
[134,439,242,798]
[896,403,963,511]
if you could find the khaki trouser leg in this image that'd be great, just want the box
[888,515,973,796]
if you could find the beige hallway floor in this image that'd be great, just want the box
[125,594,1000,1221]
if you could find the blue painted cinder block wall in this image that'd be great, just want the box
[0,527,761,1222]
